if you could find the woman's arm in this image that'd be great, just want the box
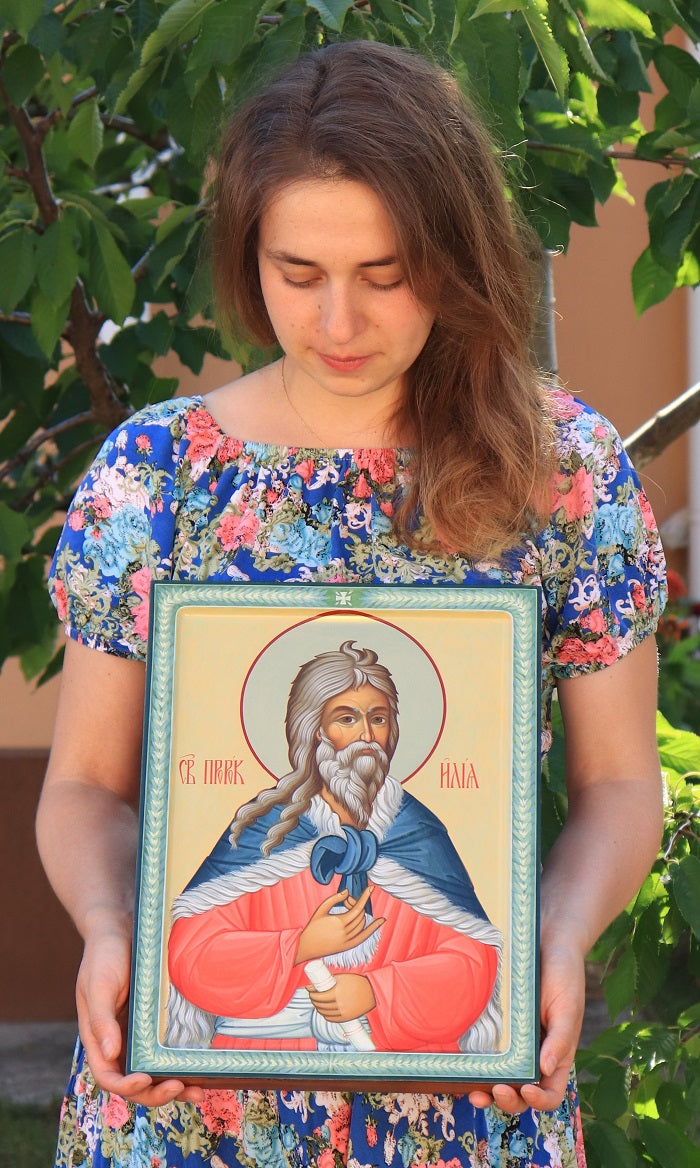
[36,637,203,1105]
[469,634,664,1112]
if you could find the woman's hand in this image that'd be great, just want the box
[468,939,585,1113]
[76,916,205,1106]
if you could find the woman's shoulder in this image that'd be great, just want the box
[107,394,206,436]
[546,387,639,496]
[549,388,623,460]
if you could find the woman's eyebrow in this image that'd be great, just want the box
[264,248,399,268]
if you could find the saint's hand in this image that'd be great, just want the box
[295,885,384,964]
[309,972,376,1022]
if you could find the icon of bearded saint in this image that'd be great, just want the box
[165,642,503,1054]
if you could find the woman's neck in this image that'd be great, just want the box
[204,360,412,449]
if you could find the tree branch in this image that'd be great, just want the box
[0,310,31,326]
[64,281,131,430]
[15,435,108,510]
[101,112,170,150]
[0,411,96,482]
[0,77,59,227]
[0,79,133,433]
[527,139,691,170]
[624,382,700,468]
[0,30,19,61]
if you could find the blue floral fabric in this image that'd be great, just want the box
[49,388,666,1167]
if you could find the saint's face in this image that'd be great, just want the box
[257,177,434,422]
[318,683,392,755]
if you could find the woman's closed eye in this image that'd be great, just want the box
[282,275,405,292]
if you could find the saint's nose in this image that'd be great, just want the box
[359,715,375,742]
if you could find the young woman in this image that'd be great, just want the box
[39,40,665,1168]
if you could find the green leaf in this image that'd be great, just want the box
[29,287,70,359]
[1,43,44,105]
[631,246,675,313]
[36,220,80,305]
[581,0,655,35]
[112,56,161,116]
[88,223,135,325]
[155,204,196,245]
[472,0,525,14]
[20,624,60,682]
[644,0,699,39]
[141,0,215,66]
[67,99,104,168]
[633,904,671,1005]
[521,0,569,102]
[0,501,32,559]
[676,249,700,286]
[45,51,74,116]
[596,30,652,92]
[584,1119,637,1168]
[604,942,637,1018]
[548,0,612,83]
[188,67,223,159]
[654,44,700,108]
[250,10,308,79]
[186,0,259,73]
[656,711,700,774]
[3,555,55,657]
[597,85,640,129]
[307,0,356,32]
[0,0,44,37]
[134,311,174,356]
[28,10,64,60]
[146,216,199,290]
[650,183,700,268]
[638,1117,700,1168]
[0,228,36,313]
[672,854,700,939]
[590,1062,629,1121]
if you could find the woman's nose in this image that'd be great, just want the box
[320,284,363,343]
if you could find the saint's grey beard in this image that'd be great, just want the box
[316,734,390,828]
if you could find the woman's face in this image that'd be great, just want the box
[257,178,434,412]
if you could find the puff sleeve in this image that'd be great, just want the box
[537,393,667,679]
[48,399,195,660]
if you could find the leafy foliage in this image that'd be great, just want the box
[543,679,700,1167]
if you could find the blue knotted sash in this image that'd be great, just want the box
[310,826,379,913]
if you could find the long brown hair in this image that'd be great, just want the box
[211,41,556,558]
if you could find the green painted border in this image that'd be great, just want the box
[128,583,541,1083]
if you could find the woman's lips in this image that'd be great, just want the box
[318,353,371,372]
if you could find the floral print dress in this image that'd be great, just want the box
[49,388,666,1168]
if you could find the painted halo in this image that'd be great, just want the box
[240,611,446,783]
